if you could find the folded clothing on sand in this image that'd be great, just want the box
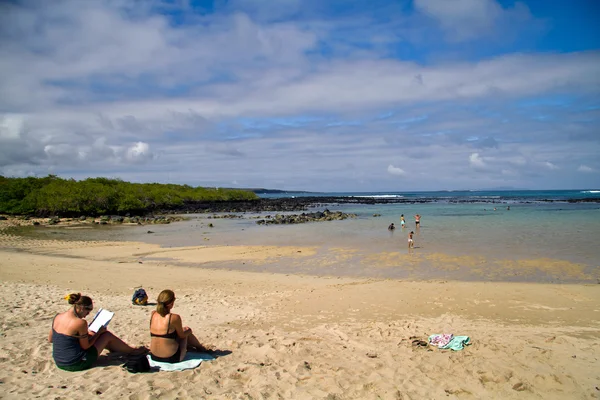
[147,352,215,371]
[428,334,471,351]
[429,333,453,348]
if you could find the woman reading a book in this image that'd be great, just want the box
[149,289,207,363]
[48,293,146,371]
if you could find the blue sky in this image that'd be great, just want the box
[0,0,599,191]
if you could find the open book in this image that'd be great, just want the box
[89,308,114,333]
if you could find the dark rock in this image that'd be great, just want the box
[257,210,356,225]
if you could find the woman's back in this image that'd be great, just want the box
[150,311,178,339]
[149,289,208,363]
[52,312,86,365]
[150,311,180,358]
[53,311,82,336]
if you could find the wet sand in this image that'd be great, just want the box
[8,215,598,284]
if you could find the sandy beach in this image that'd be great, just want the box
[0,219,599,399]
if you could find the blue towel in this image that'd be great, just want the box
[147,352,215,371]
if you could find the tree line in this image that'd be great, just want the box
[0,175,258,216]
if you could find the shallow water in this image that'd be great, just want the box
[16,201,600,283]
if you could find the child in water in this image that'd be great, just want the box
[408,231,414,249]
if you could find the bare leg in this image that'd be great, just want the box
[93,331,146,355]
[186,332,210,351]
[178,336,189,362]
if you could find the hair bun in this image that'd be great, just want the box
[65,293,81,304]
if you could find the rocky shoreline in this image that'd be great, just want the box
[1,195,598,229]
[158,196,600,215]
[255,209,357,225]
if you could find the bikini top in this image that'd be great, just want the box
[149,312,178,339]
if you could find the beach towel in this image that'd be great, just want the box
[429,333,453,348]
[147,352,215,371]
[428,334,471,351]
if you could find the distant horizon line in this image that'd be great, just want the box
[1,175,597,193]
[248,188,599,194]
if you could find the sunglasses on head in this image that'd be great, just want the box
[84,305,93,310]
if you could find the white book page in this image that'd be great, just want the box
[88,308,114,332]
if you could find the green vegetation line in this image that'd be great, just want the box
[0,175,258,216]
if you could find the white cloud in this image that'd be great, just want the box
[387,165,406,176]
[1,0,598,115]
[44,144,76,161]
[578,165,594,173]
[0,1,598,190]
[0,115,24,140]
[506,156,528,166]
[469,153,486,168]
[125,142,153,163]
[414,0,532,42]
[543,161,559,170]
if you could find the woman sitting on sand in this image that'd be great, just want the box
[49,293,146,371]
[149,289,208,363]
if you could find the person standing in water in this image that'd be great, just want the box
[400,214,406,228]
[408,231,414,250]
[414,214,421,229]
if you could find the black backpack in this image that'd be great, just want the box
[122,355,151,373]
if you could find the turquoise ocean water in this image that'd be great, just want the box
[28,190,600,283]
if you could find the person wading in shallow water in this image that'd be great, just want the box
[408,231,415,250]
[414,214,421,229]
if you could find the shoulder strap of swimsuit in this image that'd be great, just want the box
[166,313,172,334]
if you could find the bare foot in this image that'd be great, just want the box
[192,344,214,352]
